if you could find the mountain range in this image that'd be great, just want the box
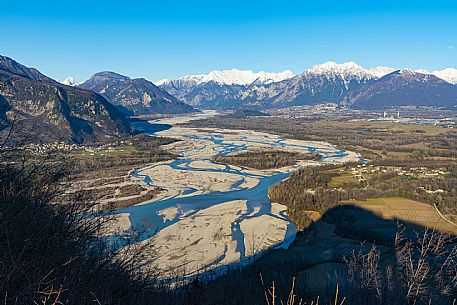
[0,55,133,144]
[2,53,457,145]
[342,70,457,109]
[155,68,295,87]
[157,62,457,110]
[79,72,197,115]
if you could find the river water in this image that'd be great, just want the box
[113,115,355,270]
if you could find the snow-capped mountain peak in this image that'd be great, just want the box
[414,69,430,74]
[156,69,295,86]
[305,61,398,80]
[154,78,169,86]
[308,61,360,72]
[156,63,457,88]
[306,61,373,81]
[156,61,457,111]
[367,66,396,78]
[308,61,362,72]
[399,68,457,84]
[432,68,457,84]
[61,76,79,86]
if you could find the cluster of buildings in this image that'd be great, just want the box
[268,105,457,128]
[348,164,449,181]
[348,164,374,182]
[361,110,457,127]
[268,103,341,118]
[23,140,131,154]
[396,167,450,179]
[24,142,85,153]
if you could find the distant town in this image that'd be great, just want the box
[268,104,457,127]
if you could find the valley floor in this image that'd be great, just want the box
[100,112,361,278]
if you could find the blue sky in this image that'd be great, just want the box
[0,0,456,82]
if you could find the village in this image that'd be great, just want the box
[349,163,449,181]
[22,139,136,154]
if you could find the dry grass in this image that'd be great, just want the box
[262,275,346,305]
[328,175,358,188]
[343,197,457,234]
[309,120,448,137]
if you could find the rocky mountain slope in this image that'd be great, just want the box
[342,70,457,109]
[158,62,379,109]
[0,55,133,144]
[250,62,376,109]
[0,56,54,82]
[432,68,457,85]
[158,62,457,110]
[156,68,295,87]
[80,72,196,115]
[157,69,295,109]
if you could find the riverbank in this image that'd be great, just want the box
[107,111,361,278]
